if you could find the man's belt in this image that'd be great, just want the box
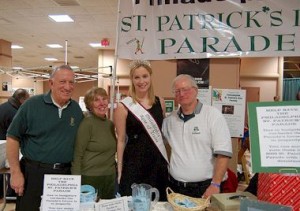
[168,175,212,188]
[23,158,71,170]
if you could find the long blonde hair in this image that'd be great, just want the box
[128,60,155,105]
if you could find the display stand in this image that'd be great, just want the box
[241,155,250,184]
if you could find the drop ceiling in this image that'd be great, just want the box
[0,0,299,79]
[0,0,118,69]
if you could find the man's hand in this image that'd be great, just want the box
[202,184,220,199]
[10,171,25,196]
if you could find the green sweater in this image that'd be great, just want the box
[71,113,117,176]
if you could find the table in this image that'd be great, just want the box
[83,201,219,211]
[82,200,174,211]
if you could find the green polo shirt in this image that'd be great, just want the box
[7,91,84,164]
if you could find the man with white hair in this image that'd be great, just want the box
[6,65,83,211]
[162,74,232,199]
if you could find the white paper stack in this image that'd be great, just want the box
[0,140,6,168]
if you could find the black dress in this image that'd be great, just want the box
[119,97,168,201]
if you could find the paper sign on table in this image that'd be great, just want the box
[95,197,129,211]
[42,174,81,211]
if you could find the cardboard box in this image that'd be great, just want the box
[258,173,300,211]
[210,191,257,211]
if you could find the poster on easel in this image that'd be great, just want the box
[212,89,246,138]
[248,101,300,173]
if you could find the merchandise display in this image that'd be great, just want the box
[131,183,159,211]
[80,185,97,203]
[258,173,300,210]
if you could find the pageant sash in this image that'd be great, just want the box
[122,97,169,163]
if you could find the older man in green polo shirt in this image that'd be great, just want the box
[6,65,84,211]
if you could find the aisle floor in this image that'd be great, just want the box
[0,199,15,211]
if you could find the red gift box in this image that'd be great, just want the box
[258,173,300,211]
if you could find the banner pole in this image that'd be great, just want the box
[65,40,68,65]
[109,0,121,120]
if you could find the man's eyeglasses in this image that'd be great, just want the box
[173,87,195,95]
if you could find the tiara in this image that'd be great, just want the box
[129,60,151,70]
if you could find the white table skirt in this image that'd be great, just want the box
[79,201,173,211]
[153,202,173,211]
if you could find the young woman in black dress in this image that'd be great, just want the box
[114,60,168,201]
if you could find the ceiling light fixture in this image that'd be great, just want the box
[48,15,74,23]
[12,67,23,70]
[44,58,58,61]
[47,44,63,48]
[11,45,23,49]
[89,43,102,48]
[71,66,79,69]
[89,39,110,48]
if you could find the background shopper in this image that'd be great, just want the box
[0,88,29,199]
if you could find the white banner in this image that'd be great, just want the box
[118,0,300,60]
